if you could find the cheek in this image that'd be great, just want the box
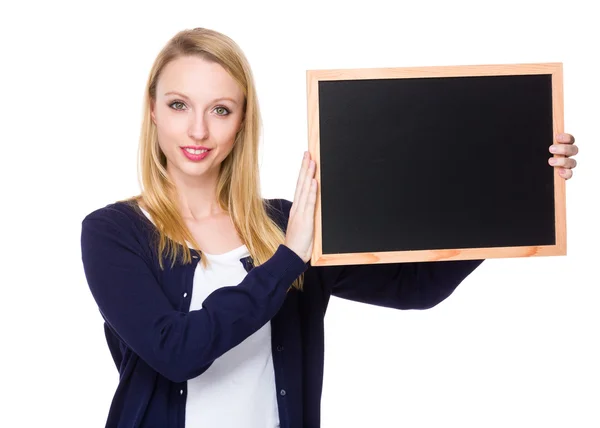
[214,118,242,147]
[156,115,187,148]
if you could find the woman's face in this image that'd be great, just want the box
[151,55,245,181]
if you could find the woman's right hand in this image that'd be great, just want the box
[284,151,318,263]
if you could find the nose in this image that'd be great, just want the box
[188,111,209,141]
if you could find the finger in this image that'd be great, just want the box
[300,160,316,210]
[304,179,318,239]
[297,159,316,214]
[556,133,575,145]
[558,168,573,180]
[292,152,309,211]
[307,179,318,240]
[550,143,579,157]
[308,179,318,208]
[549,157,577,169]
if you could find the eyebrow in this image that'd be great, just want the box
[163,91,239,105]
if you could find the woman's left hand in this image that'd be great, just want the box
[549,133,579,180]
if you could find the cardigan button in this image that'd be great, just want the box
[280,389,286,396]
[180,390,184,395]
[183,292,188,298]
[276,345,284,352]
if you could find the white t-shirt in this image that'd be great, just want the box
[139,207,279,427]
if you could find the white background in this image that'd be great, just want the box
[1,0,598,427]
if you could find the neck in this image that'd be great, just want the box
[169,167,223,220]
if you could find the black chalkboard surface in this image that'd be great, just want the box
[306,63,566,266]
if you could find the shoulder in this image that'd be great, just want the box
[80,200,160,284]
[81,198,148,238]
[80,199,157,267]
[264,198,293,228]
[264,198,292,215]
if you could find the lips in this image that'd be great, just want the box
[181,147,211,161]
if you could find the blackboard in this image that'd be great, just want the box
[306,63,566,266]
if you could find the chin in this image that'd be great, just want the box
[181,164,210,177]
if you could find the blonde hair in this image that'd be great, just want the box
[123,27,303,290]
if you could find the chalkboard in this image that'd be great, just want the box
[306,63,566,266]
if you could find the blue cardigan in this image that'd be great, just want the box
[80,198,483,428]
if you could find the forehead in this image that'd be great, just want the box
[157,55,243,101]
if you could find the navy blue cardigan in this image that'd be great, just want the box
[80,198,483,428]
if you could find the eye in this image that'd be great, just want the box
[214,106,230,116]
[169,101,187,111]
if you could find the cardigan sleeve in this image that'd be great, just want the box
[273,198,482,310]
[80,208,307,383]
[319,258,483,310]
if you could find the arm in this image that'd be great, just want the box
[274,197,481,310]
[319,258,483,310]
[81,210,306,383]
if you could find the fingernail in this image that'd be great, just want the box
[549,158,557,165]
[549,145,558,153]
[304,151,308,159]
[556,134,565,142]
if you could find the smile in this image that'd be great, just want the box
[184,148,208,154]
[181,147,211,161]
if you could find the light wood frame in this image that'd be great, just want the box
[306,62,566,266]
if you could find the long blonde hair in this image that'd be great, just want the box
[123,27,303,290]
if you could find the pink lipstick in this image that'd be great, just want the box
[181,146,211,161]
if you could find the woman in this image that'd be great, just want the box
[80,28,580,428]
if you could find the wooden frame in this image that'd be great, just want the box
[306,62,566,266]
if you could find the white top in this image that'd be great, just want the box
[139,207,279,428]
